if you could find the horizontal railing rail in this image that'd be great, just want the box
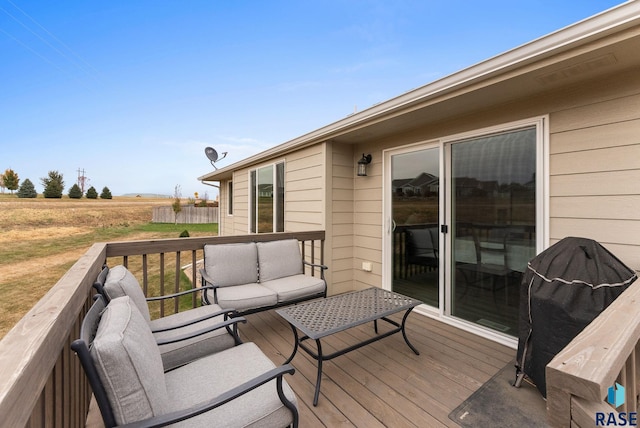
[0,231,324,428]
[546,278,640,427]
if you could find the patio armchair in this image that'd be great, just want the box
[72,295,299,427]
[94,265,243,370]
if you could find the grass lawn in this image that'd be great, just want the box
[0,195,219,339]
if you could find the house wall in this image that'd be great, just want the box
[217,144,339,289]
[349,67,640,291]
[326,142,356,295]
[547,71,640,266]
[216,67,639,295]
[218,145,326,235]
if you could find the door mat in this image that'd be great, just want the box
[449,360,548,427]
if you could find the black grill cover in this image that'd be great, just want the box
[515,237,637,397]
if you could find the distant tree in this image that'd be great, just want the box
[0,174,4,193]
[172,184,182,224]
[68,183,83,199]
[100,186,113,199]
[41,170,64,198]
[86,186,98,199]
[17,178,37,198]
[3,169,19,194]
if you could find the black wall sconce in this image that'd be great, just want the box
[357,153,372,176]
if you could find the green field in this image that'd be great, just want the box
[0,195,218,339]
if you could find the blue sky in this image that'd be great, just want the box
[1,0,626,198]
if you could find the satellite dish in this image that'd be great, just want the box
[205,147,218,162]
[205,147,228,170]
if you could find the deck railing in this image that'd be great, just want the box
[546,278,640,427]
[0,231,325,428]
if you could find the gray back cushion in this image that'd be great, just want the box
[204,243,259,287]
[257,239,303,282]
[91,296,169,425]
[104,265,151,322]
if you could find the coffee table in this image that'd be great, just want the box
[276,287,422,406]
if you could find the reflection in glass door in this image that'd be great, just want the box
[449,127,537,336]
[390,147,440,307]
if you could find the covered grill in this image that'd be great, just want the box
[515,236,637,397]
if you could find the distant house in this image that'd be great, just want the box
[199,3,640,346]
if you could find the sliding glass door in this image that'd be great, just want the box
[448,126,537,335]
[385,120,543,338]
[389,145,440,308]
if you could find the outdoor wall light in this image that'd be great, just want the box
[357,153,372,176]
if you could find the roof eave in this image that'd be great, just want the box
[199,1,640,183]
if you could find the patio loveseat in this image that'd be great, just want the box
[200,239,327,315]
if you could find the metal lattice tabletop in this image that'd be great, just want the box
[276,287,422,340]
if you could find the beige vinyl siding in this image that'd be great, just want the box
[549,79,640,270]
[352,150,384,290]
[327,142,356,295]
[284,146,325,232]
[231,169,250,235]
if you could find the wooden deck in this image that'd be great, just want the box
[238,307,516,427]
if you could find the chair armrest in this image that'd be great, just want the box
[303,261,328,270]
[118,364,298,428]
[150,306,240,333]
[199,268,216,286]
[154,317,247,346]
[145,285,216,302]
[303,261,328,280]
[199,269,221,305]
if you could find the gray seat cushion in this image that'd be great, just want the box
[150,305,238,371]
[91,296,169,425]
[262,274,326,303]
[105,265,237,370]
[165,342,297,428]
[257,240,303,282]
[204,242,259,287]
[215,284,278,311]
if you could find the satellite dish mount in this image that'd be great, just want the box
[205,147,228,170]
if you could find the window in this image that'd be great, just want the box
[250,162,284,233]
[227,182,233,215]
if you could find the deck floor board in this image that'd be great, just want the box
[239,308,515,427]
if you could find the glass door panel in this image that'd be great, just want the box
[391,147,440,307]
[450,127,537,335]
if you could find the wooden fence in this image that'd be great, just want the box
[152,206,219,224]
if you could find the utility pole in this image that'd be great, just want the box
[77,168,88,193]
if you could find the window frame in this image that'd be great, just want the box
[249,161,285,233]
[227,181,233,216]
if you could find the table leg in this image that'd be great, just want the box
[283,323,299,365]
[401,309,420,355]
[313,339,323,406]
